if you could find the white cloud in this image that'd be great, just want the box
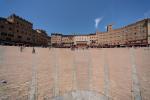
[95,17,103,29]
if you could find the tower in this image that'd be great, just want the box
[107,24,113,32]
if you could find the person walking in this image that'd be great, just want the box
[32,47,35,54]
[20,46,23,52]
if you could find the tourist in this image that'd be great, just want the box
[20,46,23,52]
[32,47,35,54]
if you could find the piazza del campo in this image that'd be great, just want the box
[0,0,150,100]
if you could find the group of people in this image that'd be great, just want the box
[20,46,35,54]
[71,46,89,51]
[20,46,25,52]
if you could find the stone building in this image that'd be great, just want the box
[51,33,74,48]
[0,14,49,46]
[35,29,48,46]
[7,14,33,45]
[74,34,97,47]
[1,14,149,48]
[51,18,150,48]
[97,18,150,47]
[51,33,62,47]
[0,17,14,44]
[51,33,97,48]
[61,35,74,47]
[74,35,89,47]
[47,36,51,46]
[148,19,150,43]
[89,33,97,47]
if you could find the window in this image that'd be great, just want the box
[1,32,7,36]
[134,27,137,29]
[17,30,19,33]
[134,33,136,35]
[6,38,11,41]
[18,36,22,39]
[1,25,4,29]
[8,34,14,37]
[9,27,12,31]
[27,37,30,40]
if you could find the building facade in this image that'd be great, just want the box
[0,17,15,43]
[62,35,74,47]
[51,33,62,47]
[7,14,33,45]
[47,36,51,46]
[1,14,150,48]
[148,19,150,44]
[97,18,150,47]
[0,14,48,46]
[51,18,150,48]
[74,35,90,47]
[89,34,98,47]
[51,33,97,48]
[35,29,48,46]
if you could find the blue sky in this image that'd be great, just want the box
[0,0,150,35]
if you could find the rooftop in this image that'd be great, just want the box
[7,14,33,25]
[97,18,150,34]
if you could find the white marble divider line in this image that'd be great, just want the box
[86,49,92,90]
[52,48,59,97]
[0,46,5,64]
[0,61,33,65]
[130,48,142,100]
[72,49,77,91]
[140,46,149,100]
[103,49,110,100]
[86,49,93,100]
[29,48,38,100]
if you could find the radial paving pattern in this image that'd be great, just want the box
[0,46,150,100]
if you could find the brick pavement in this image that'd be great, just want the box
[0,46,150,100]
